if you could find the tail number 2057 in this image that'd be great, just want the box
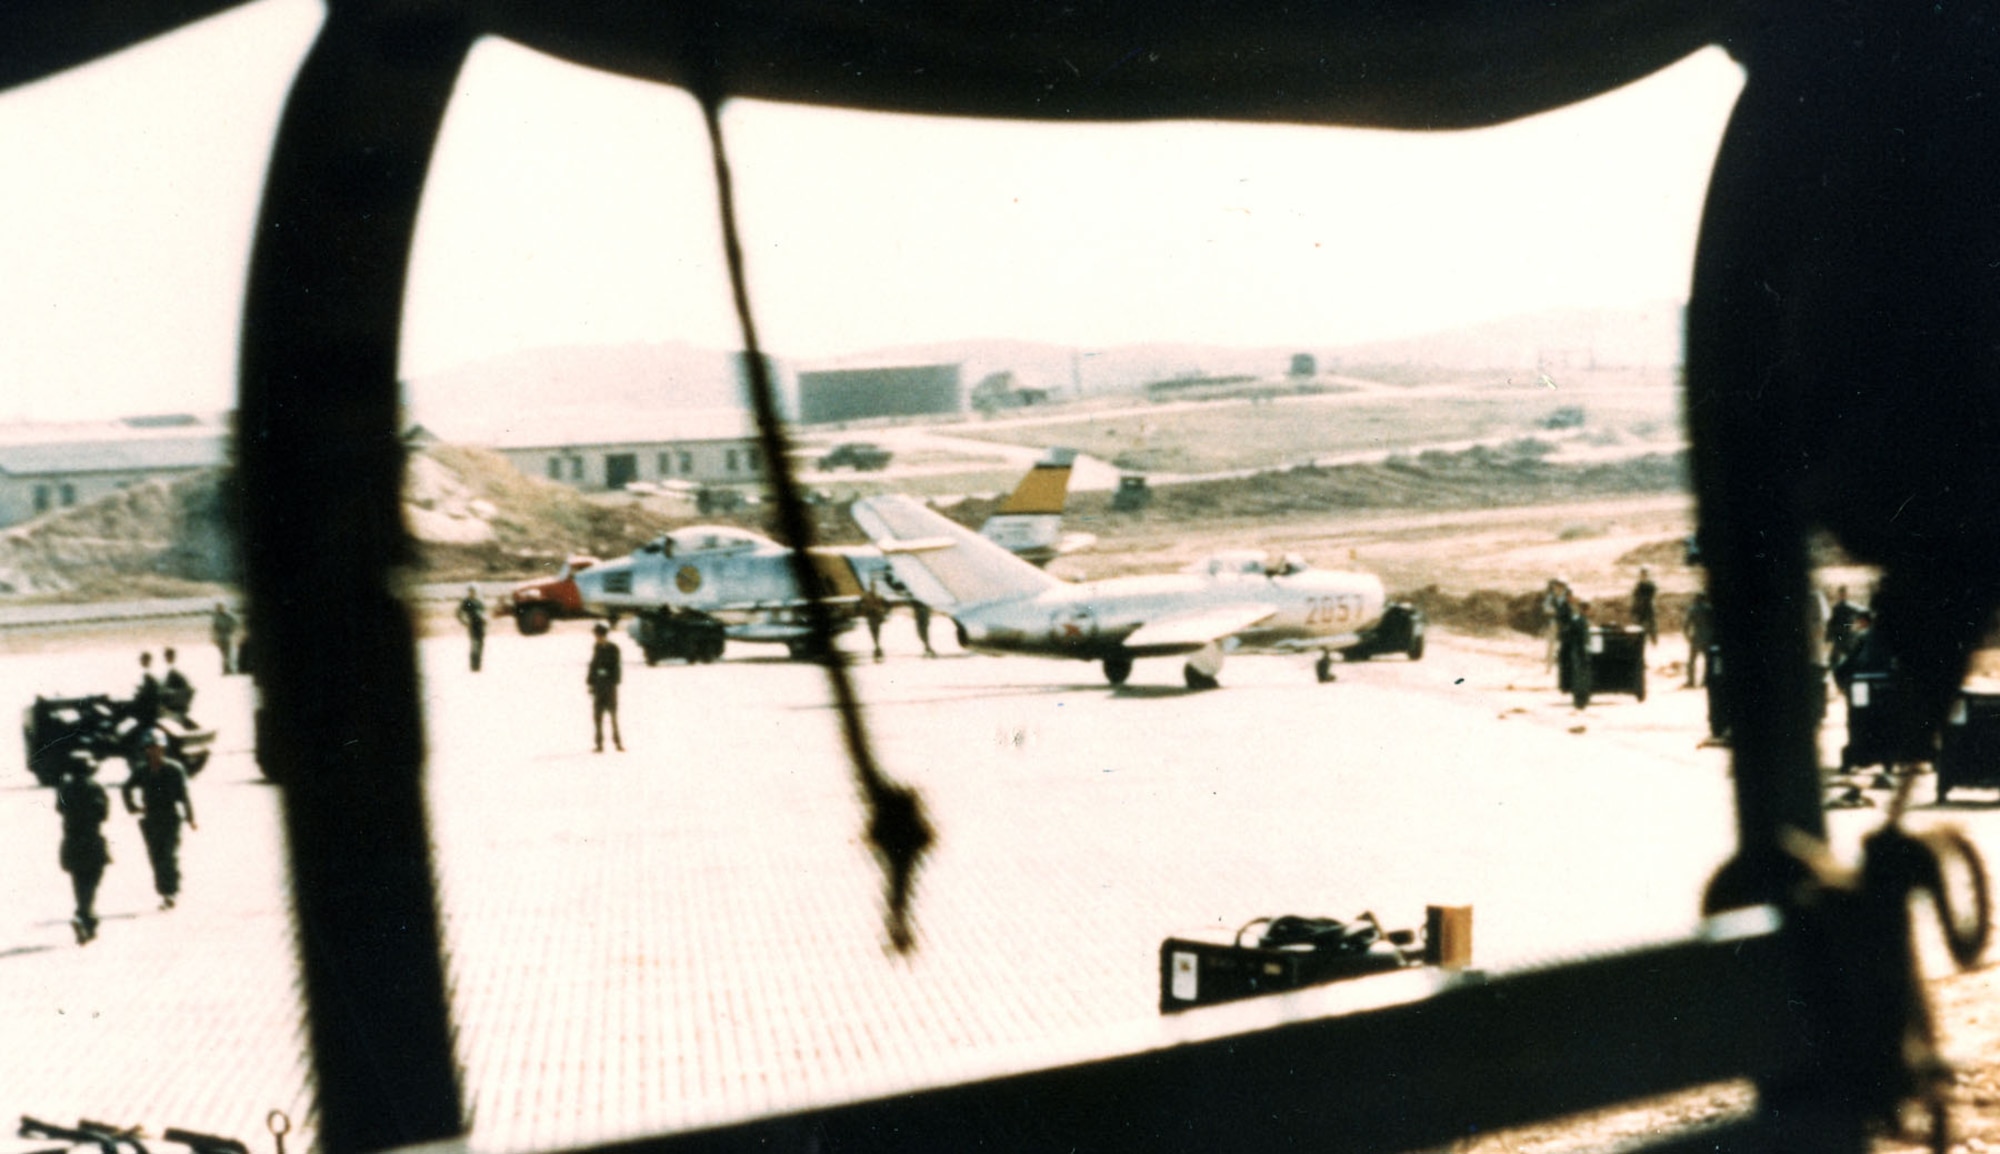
[1305,595,1367,627]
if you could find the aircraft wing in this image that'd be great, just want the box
[1121,604,1278,654]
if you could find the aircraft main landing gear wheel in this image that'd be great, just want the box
[1408,634,1425,661]
[1316,653,1336,683]
[1103,656,1133,686]
[1184,664,1220,691]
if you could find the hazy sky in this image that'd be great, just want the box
[0,0,1745,422]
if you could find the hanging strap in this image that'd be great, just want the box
[693,84,934,952]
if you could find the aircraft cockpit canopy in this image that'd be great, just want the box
[664,525,775,555]
[1196,550,1271,578]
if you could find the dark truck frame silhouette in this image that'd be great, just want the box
[10,4,1995,1153]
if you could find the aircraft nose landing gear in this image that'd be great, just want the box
[1316,651,1337,683]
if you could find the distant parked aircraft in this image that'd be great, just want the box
[849,495,1390,688]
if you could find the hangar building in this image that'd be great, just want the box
[796,364,962,425]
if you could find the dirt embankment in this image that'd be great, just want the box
[1052,443,1686,530]
[0,445,694,599]
[0,440,1692,608]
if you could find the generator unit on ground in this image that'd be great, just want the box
[1159,906,1470,1014]
[1560,625,1648,706]
[1938,689,2000,802]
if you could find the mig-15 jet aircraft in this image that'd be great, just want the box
[850,494,1390,688]
[573,450,1084,663]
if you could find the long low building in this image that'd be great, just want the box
[0,414,228,529]
[452,408,769,493]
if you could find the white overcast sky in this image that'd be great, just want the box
[0,0,1746,422]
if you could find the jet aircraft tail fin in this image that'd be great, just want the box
[853,495,1062,610]
[980,448,1085,564]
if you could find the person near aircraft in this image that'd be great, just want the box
[56,751,111,945]
[587,622,624,753]
[128,650,163,728]
[210,601,238,674]
[456,585,487,672]
[861,578,888,662]
[1631,568,1659,647]
[913,599,938,658]
[160,646,195,723]
[122,729,196,911]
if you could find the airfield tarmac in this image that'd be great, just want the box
[2,617,1995,1153]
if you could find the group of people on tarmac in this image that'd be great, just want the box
[1541,567,1678,706]
[446,578,943,754]
[1542,568,1878,705]
[859,576,937,663]
[55,646,205,946]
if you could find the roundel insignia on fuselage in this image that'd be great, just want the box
[676,564,702,594]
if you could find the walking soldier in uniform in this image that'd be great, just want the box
[456,585,487,672]
[1631,567,1659,647]
[56,752,111,945]
[210,601,238,674]
[588,622,623,753]
[122,729,196,910]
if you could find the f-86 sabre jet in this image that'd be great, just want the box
[849,494,1390,688]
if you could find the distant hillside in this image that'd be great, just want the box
[1322,302,1685,374]
[405,342,769,438]
[401,304,1685,435]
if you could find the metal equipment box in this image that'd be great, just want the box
[1937,690,2000,802]
[1841,669,1935,772]
[1561,625,1648,704]
[1159,936,1408,1013]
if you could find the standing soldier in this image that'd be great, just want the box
[160,646,195,723]
[122,730,196,910]
[587,623,623,753]
[1631,567,1659,647]
[1562,599,1595,709]
[1684,591,1717,688]
[210,602,238,674]
[1542,578,1574,670]
[456,585,487,673]
[56,752,110,945]
[1826,585,1862,666]
[860,578,888,662]
[128,651,163,728]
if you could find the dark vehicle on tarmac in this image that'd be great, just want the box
[817,442,893,471]
[22,694,213,786]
